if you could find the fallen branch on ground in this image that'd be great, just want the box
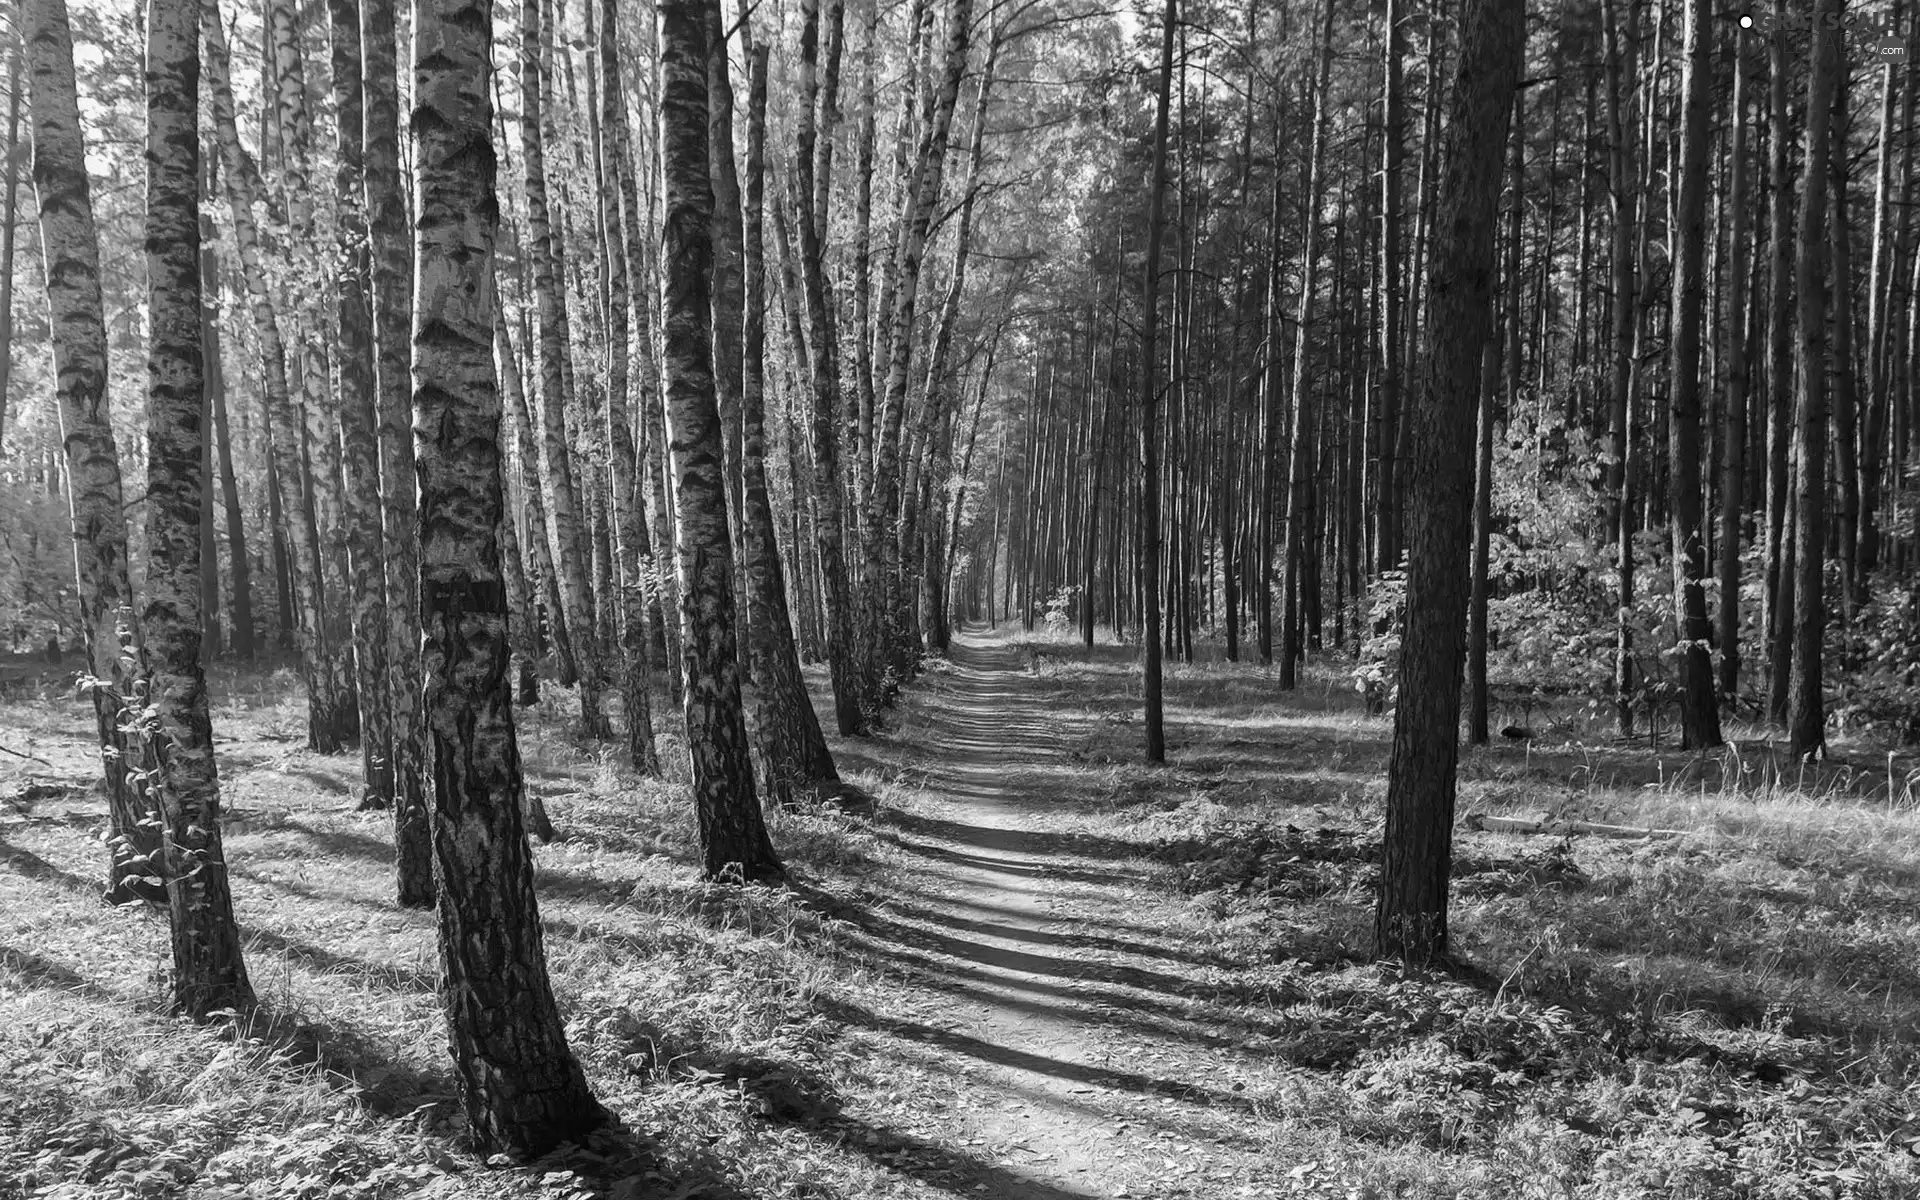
[0,743,54,767]
[1463,813,1684,839]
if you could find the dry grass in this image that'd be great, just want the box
[4,635,1920,1199]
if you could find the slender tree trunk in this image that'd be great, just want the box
[1718,27,1751,700]
[1375,0,1522,965]
[200,0,347,754]
[598,0,659,772]
[330,0,395,806]
[359,0,429,905]
[1467,337,1498,746]
[1765,0,1796,722]
[741,43,838,805]
[1376,0,1406,574]
[145,0,253,1016]
[793,0,869,735]
[0,24,22,452]
[523,0,608,739]
[412,0,609,1154]
[26,0,163,905]
[1602,0,1637,735]
[1139,0,1174,764]
[1788,1,1840,760]
[1668,0,1724,749]
[1279,0,1336,692]
[660,0,784,881]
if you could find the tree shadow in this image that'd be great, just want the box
[0,943,126,1003]
[242,925,437,993]
[871,808,1155,864]
[817,996,1259,1115]
[0,834,103,898]
[240,1002,461,1119]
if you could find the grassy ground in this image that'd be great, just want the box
[1,633,1918,1199]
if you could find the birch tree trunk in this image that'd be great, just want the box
[330,0,395,807]
[412,0,609,1153]
[523,0,609,739]
[25,0,164,905]
[361,0,430,905]
[659,0,784,882]
[794,0,869,735]
[200,0,348,755]
[742,42,838,806]
[600,0,659,773]
[144,0,253,1016]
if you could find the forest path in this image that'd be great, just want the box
[837,631,1272,1199]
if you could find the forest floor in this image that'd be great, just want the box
[3,628,1920,1200]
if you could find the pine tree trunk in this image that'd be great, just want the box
[412,0,609,1154]
[659,0,784,882]
[1375,0,1522,965]
[1602,0,1638,735]
[145,0,254,1016]
[1789,0,1841,761]
[1718,29,1752,700]
[1765,0,1796,723]
[1667,0,1724,750]
[742,42,838,805]
[1139,0,1174,764]
[25,0,164,906]
[1376,0,1406,576]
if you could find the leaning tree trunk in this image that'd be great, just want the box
[1666,0,1723,750]
[1374,0,1522,965]
[360,0,430,906]
[661,0,784,881]
[144,0,253,1017]
[411,0,610,1156]
[25,0,163,905]
[1788,0,1841,761]
[741,42,839,806]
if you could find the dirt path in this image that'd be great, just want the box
[842,632,1274,1199]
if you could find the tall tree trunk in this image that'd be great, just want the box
[660,0,784,882]
[0,23,22,452]
[1279,0,1336,692]
[1718,25,1752,700]
[331,0,395,806]
[1375,0,1522,965]
[741,42,838,805]
[361,0,430,905]
[598,0,659,772]
[26,0,163,905]
[268,0,356,752]
[793,0,869,735]
[1602,0,1638,735]
[866,0,974,680]
[522,0,608,739]
[1375,0,1406,574]
[1667,0,1724,750]
[412,0,609,1154]
[1138,0,1174,764]
[200,0,347,754]
[1765,0,1796,722]
[145,0,253,1016]
[1788,0,1840,760]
